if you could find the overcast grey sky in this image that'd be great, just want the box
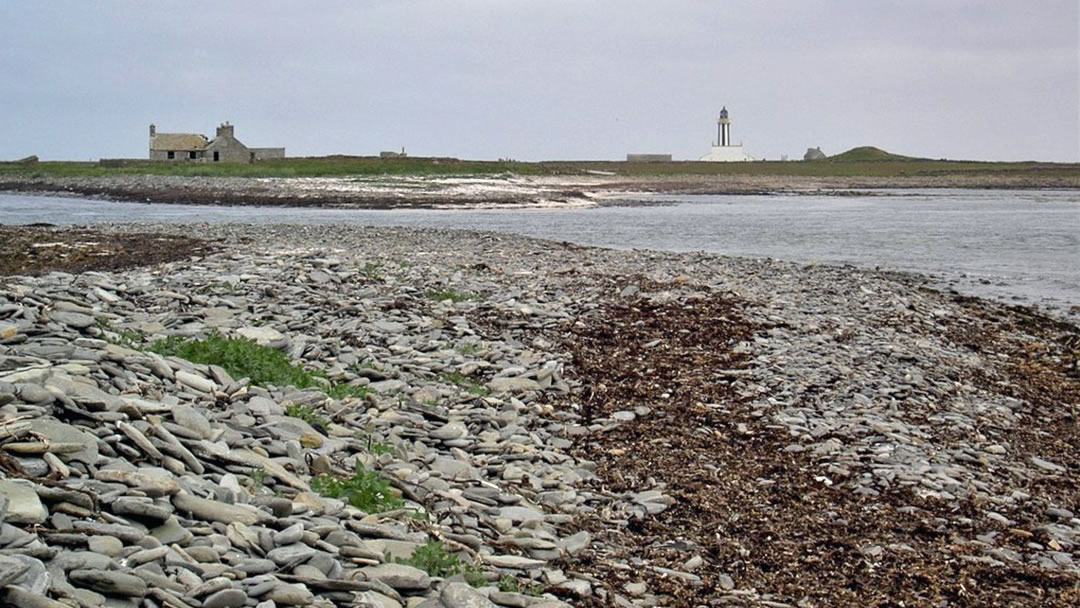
[1,1,1077,162]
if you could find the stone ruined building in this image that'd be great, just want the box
[148,122,285,163]
[804,147,827,161]
[699,106,756,162]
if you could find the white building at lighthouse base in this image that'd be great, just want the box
[699,144,755,162]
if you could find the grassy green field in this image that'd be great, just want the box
[1,147,1077,180]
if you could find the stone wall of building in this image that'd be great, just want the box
[250,148,286,161]
[203,125,250,163]
[204,137,249,163]
[149,149,204,162]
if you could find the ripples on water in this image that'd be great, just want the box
[1,189,1078,316]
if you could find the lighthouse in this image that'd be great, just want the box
[700,105,755,162]
[717,106,730,147]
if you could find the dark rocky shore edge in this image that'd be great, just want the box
[3,172,1079,210]
[0,223,1077,607]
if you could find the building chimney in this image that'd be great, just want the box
[149,124,156,137]
[216,122,234,138]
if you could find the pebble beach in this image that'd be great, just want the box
[0,222,1077,607]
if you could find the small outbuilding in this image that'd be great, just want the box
[626,154,672,162]
[804,147,827,161]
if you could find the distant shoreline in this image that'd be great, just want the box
[1,171,1078,210]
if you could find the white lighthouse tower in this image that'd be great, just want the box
[717,106,731,146]
[700,106,755,162]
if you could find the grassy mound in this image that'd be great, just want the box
[828,146,918,162]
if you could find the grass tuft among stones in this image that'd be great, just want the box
[440,371,490,396]
[393,541,485,585]
[149,331,368,400]
[498,574,545,596]
[310,465,405,514]
[283,404,330,429]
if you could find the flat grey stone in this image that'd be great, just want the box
[368,379,407,393]
[484,555,545,569]
[172,492,263,525]
[3,587,70,608]
[0,480,47,525]
[171,404,213,439]
[359,563,431,590]
[47,551,112,573]
[272,522,305,546]
[202,588,247,608]
[308,270,332,284]
[15,384,53,405]
[263,583,315,606]
[362,539,420,561]
[430,456,476,481]
[69,569,147,597]
[430,421,468,440]
[93,469,180,496]
[29,418,99,464]
[44,375,121,411]
[0,554,33,587]
[87,536,124,557]
[497,506,543,524]
[441,582,498,608]
[485,377,541,394]
[109,497,172,522]
[150,516,193,545]
[488,591,534,608]
[175,371,217,394]
[292,565,326,580]
[0,554,48,593]
[49,311,95,329]
[369,321,406,333]
[234,558,276,575]
[236,326,285,345]
[72,521,145,544]
[557,531,591,556]
[266,543,316,566]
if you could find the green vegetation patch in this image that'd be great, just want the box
[359,262,383,280]
[0,156,548,179]
[353,432,394,456]
[97,320,146,350]
[284,404,330,428]
[825,146,916,162]
[440,371,490,396]
[393,541,485,585]
[325,383,370,400]
[311,465,405,513]
[498,574,545,596]
[2,154,1077,181]
[150,331,367,399]
[455,343,481,356]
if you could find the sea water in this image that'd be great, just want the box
[1,189,1077,315]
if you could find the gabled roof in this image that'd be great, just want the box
[205,134,247,150]
[150,133,208,151]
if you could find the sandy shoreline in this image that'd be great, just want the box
[3,172,1079,210]
[0,222,1077,606]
